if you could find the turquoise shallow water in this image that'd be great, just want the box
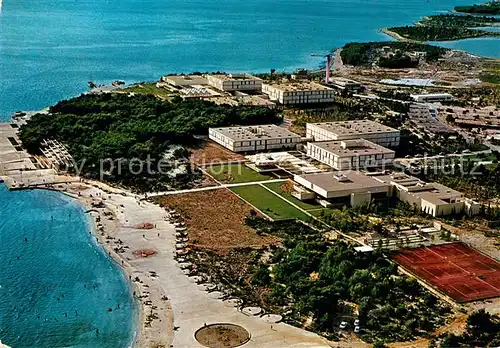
[0,0,499,120]
[0,186,135,348]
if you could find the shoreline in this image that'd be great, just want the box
[35,179,332,348]
[380,28,412,42]
[55,182,173,348]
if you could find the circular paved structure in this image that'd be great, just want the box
[199,283,217,291]
[208,291,225,299]
[260,314,282,323]
[195,323,250,348]
[241,307,262,316]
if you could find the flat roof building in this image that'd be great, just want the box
[207,74,262,92]
[307,139,395,170]
[372,172,480,217]
[410,93,454,103]
[330,77,362,91]
[306,120,400,147]
[209,124,302,153]
[261,81,335,105]
[162,75,208,86]
[293,171,390,207]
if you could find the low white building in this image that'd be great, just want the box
[162,75,208,86]
[410,93,454,103]
[208,124,302,152]
[373,172,481,217]
[306,120,400,147]
[307,139,395,170]
[293,171,390,207]
[207,74,262,92]
[330,77,362,91]
[261,81,335,105]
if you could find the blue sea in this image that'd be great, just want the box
[0,186,135,348]
[0,1,499,347]
[1,0,500,120]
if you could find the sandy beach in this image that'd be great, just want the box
[48,180,331,348]
[380,28,412,42]
[57,181,173,348]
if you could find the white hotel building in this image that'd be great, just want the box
[307,139,395,170]
[206,74,262,92]
[208,124,302,153]
[306,120,400,148]
[261,81,336,105]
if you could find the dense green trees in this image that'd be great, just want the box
[387,14,500,42]
[455,1,500,15]
[19,93,280,192]
[423,14,500,27]
[378,52,419,69]
[441,310,500,347]
[247,218,451,343]
[340,42,447,67]
[388,25,489,41]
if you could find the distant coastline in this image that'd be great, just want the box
[381,6,500,42]
[380,28,412,42]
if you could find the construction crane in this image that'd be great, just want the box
[311,52,333,84]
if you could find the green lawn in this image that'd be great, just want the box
[264,181,334,216]
[120,83,174,99]
[264,182,321,210]
[206,164,271,183]
[231,185,311,221]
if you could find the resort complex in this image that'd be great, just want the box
[3,5,500,345]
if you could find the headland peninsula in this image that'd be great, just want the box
[383,2,500,42]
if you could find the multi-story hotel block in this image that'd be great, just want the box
[306,120,400,147]
[261,82,335,105]
[208,124,302,153]
[206,74,262,92]
[306,139,395,170]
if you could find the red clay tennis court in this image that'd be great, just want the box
[393,242,500,302]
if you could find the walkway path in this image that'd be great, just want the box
[145,178,286,198]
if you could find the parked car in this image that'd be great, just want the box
[354,326,361,333]
[354,319,360,326]
[339,321,347,329]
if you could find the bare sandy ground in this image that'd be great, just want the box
[54,180,332,348]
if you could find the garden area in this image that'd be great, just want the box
[230,184,311,222]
